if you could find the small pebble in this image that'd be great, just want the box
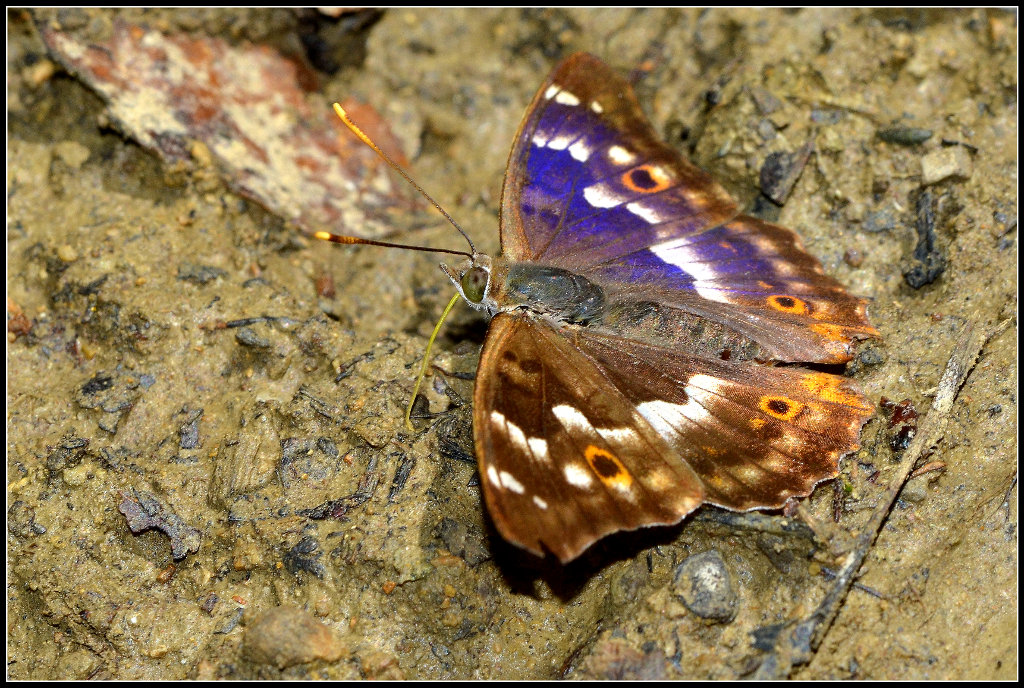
[921,146,973,184]
[672,550,737,622]
[878,126,933,146]
[53,140,90,169]
[25,58,57,87]
[243,606,349,669]
[57,244,79,262]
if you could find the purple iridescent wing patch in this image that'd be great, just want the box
[499,53,876,364]
[501,55,736,265]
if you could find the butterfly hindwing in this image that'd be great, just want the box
[474,313,704,563]
[472,312,873,560]
[572,330,875,511]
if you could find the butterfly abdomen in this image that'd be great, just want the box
[600,299,770,363]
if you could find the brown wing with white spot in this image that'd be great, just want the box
[473,313,704,563]
[573,330,875,511]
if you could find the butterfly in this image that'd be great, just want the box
[434,53,880,563]
[332,53,879,564]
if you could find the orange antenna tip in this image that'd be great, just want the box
[333,102,378,152]
[330,100,476,255]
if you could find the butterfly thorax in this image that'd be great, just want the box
[446,255,605,325]
[447,255,770,362]
[500,262,605,324]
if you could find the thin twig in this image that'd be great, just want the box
[694,508,817,541]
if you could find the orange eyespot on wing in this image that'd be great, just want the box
[620,164,674,194]
[758,395,806,422]
[767,295,810,315]
[584,445,634,490]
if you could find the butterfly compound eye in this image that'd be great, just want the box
[460,267,489,303]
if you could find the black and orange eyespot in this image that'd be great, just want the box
[767,294,810,315]
[621,164,673,194]
[759,395,805,421]
[584,445,632,489]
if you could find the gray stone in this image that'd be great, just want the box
[672,550,737,622]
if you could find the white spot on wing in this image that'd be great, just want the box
[554,405,638,449]
[554,90,580,106]
[568,139,592,162]
[533,495,548,509]
[626,201,664,224]
[607,145,635,165]
[590,100,604,114]
[649,238,731,303]
[499,470,526,494]
[638,399,708,439]
[649,238,715,278]
[527,437,550,463]
[583,184,624,209]
[564,464,593,488]
[506,418,529,453]
[494,409,549,464]
[487,465,501,487]
[493,409,531,454]
[546,133,573,151]
[552,404,590,433]
[686,373,727,397]
[637,374,726,438]
[543,85,559,100]
[597,426,638,445]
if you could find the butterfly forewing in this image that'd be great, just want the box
[501,53,877,364]
[582,215,878,363]
[500,53,737,266]
[474,314,704,563]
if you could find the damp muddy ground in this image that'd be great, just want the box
[7,8,1016,680]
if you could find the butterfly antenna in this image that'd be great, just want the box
[331,104,469,432]
[332,103,477,257]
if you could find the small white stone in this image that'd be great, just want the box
[921,146,973,184]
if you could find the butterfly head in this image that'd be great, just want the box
[441,253,502,316]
